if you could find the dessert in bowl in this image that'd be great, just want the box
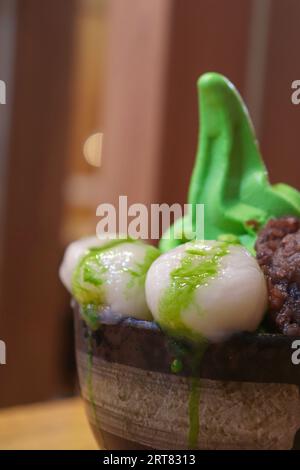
[60,73,300,450]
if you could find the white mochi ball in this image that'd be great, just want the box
[59,235,118,292]
[59,236,100,292]
[65,239,159,321]
[145,240,267,342]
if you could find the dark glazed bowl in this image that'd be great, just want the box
[74,304,300,450]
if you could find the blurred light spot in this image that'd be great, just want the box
[83,132,103,167]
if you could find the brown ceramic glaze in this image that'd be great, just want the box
[74,304,300,450]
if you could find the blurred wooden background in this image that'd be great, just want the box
[0,0,300,407]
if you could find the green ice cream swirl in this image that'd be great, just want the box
[159,73,300,252]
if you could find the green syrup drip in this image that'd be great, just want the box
[159,72,300,253]
[169,337,208,449]
[81,304,101,331]
[170,358,183,374]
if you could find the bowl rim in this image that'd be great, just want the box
[74,302,300,385]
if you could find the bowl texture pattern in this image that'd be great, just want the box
[74,305,300,450]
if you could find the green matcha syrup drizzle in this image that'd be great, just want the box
[169,344,203,450]
[125,245,161,290]
[86,328,99,428]
[159,72,300,253]
[162,241,225,448]
[73,240,160,316]
[169,338,208,450]
[72,237,135,308]
[159,241,229,341]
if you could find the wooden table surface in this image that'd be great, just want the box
[0,397,99,450]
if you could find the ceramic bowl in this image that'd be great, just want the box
[74,304,300,450]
